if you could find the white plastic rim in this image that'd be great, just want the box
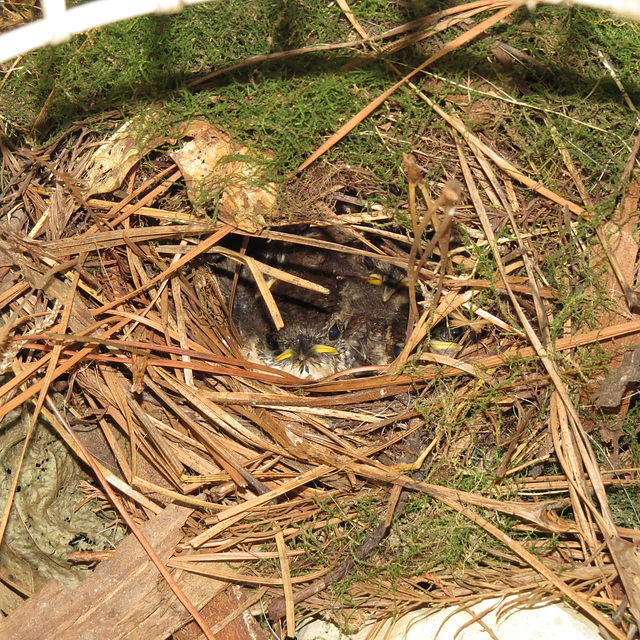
[1,0,639,65]
[296,597,603,640]
[0,0,210,63]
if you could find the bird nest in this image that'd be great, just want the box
[0,118,638,639]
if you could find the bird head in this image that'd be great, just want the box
[361,255,409,303]
[253,320,350,379]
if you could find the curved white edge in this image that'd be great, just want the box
[0,0,211,63]
[297,597,603,640]
[2,0,639,65]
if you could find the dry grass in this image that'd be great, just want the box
[1,2,640,639]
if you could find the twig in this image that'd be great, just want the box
[290,2,524,178]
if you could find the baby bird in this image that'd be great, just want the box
[243,311,359,379]
[214,227,410,379]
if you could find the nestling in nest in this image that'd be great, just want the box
[211,227,413,379]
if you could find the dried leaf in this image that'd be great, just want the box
[593,349,640,408]
[82,113,177,197]
[170,121,276,232]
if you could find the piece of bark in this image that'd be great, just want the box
[593,349,640,408]
[597,178,640,337]
[608,536,640,628]
[174,584,268,640]
[0,504,223,640]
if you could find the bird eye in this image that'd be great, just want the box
[393,345,403,358]
[449,326,464,341]
[363,256,375,270]
[328,323,340,340]
[265,334,279,351]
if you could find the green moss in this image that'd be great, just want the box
[2,1,640,615]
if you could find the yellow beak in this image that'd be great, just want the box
[310,344,339,355]
[274,344,339,363]
[430,340,459,354]
[382,278,409,303]
[275,348,296,362]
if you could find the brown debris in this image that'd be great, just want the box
[0,505,221,640]
[593,349,640,409]
[170,121,276,232]
[2,31,640,638]
[174,585,268,640]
